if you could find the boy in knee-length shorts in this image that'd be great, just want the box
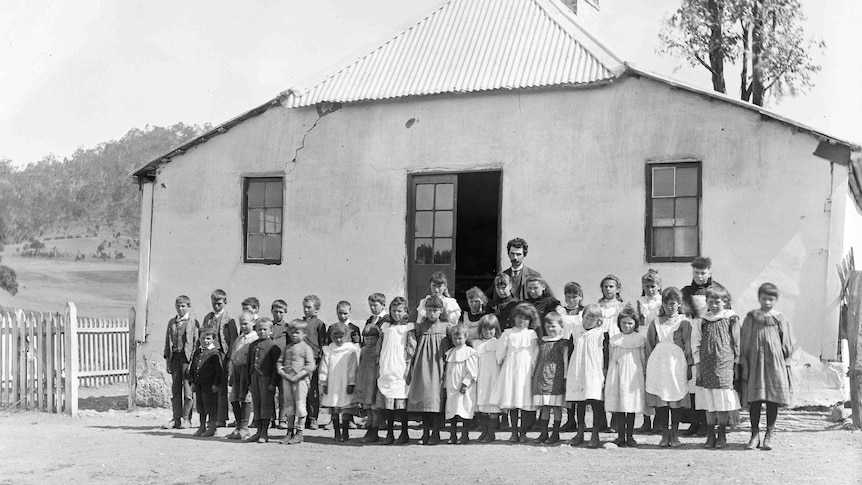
[277,319,317,444]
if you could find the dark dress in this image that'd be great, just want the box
[739,310,793,406]
[525,293,561,337]
[532,338,573,397]
[492,296,519,330]
[355,344,380,407]
[694,311,741,420]
[406,320,452,413]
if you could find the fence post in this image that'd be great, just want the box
[64,302,79,417]
[128,306,137,410]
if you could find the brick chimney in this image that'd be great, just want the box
[559,0,600,35]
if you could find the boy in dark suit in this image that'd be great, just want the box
[162,295,198,429]
[188,329,223,437]
[328,300,362,345]
[365,293,387,328]
[270,299,290,429]
[200,289,234,426]
[246,318,281,443]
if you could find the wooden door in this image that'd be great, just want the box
[407,174,457,311]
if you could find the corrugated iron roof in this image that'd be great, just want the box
[131,0,859,179]
[283,0,622,107]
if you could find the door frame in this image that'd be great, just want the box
[405,168,503,307]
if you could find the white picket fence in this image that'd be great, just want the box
[0,303,132,415]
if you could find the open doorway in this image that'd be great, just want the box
[453,171,500,309]
[406,170,501,312]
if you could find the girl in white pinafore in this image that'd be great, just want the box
[375,297,416,445]
[473,314,503,443]
[565,303,608,448]
[604,306,647,447]
[490,303,539,443]
[319,322,359,442]
[443,324,479,444]
[645,287,693,448]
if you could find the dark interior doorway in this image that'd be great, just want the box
[453,171,500,309]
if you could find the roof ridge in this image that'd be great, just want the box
[283,0,620,107]
[287,1,454,100]
[534,0,622,68]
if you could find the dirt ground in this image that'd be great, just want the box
[2,393,860,485]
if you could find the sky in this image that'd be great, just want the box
[1,0,859,167]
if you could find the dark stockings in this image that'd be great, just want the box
[750,401,779,430]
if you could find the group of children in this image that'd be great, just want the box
[164,256,795,451]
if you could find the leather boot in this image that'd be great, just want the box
[257,420,270,443]
[395,412,410,444]
[704,425,717,448]
[637,416,652,433]
[669,427,682,448]
[683,415,701,436]
[362,421,374,442]
[562,407,577,432]
[448,419,459,444]
[625,414,638,447]
[569,420,585,446]
[535,419,550,444]
[546,420,561,445]
[427,416,441,446]
[420,417,431,445]
[761,427,774,451]
[477,415,489,442]
[246,420,262,442]
[746,426,761,450]
[279,416,295,444]
[363,426,379,443]
[332,415,342,442]
[715,425,727,449]
[193,413,207,436]
[202,416,217,437]
[459,423,470,444]
[587,427,601,448]
[509,420,520,443]
[341,417,350,442]
[612,426,626,446]
[658,425,670,447]
[238,404,252,439]
[226,402,242,439]
[287,428,304,444]
[483,417,496,443]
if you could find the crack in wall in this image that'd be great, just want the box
[286,102,342,175]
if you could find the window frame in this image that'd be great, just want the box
[242,176,284,264]
[644,161,702,263]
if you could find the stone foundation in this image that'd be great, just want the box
[789,350,848,407]
[133,356,171,408]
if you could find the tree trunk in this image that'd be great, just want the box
[740,18,752,101]
[750,0,765,106]
[707,0,727,93]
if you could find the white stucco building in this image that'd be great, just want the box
[131,0,860,406]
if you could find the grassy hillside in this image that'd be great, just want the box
[0,123,207,317]
[0,123,207,244]
[0,237,137,318]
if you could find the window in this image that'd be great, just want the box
[413,181,455,265]
[243,177,283,263]
[645,162,701,262]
